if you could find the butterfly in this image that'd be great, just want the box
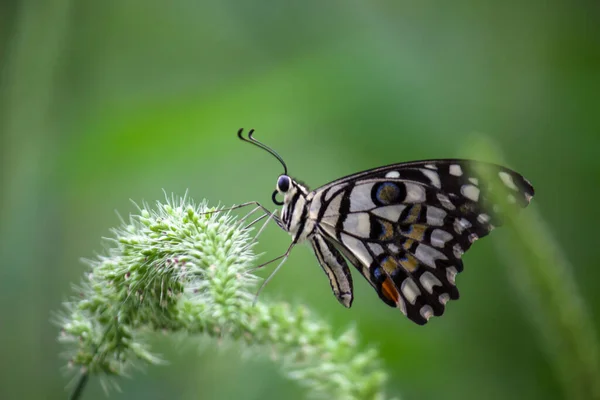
[237,129,535,325]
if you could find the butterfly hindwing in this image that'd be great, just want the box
[314,160,534,324]
[310,234,354,308]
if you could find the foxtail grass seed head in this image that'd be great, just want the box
[57,194,392,400]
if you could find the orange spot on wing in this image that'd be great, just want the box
[381,277,400,305]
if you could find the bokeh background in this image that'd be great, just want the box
[1,1,599,399]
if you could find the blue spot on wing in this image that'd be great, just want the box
[373,266,384,281]
[371,182,405,205]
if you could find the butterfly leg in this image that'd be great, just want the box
[197,201,277,220]
[239,205,263,224]
[242,207,276,230]
[203,201,283,229]
[248,207,279,241]
[250,241,296,305]
[248,241,295,273]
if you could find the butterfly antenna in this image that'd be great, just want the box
[238,128,288,175]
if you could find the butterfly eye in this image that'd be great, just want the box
[277,175,291,193]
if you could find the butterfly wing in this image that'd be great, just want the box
[309,234,354,308]
[311,160,534,325]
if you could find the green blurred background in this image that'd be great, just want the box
[1,1,599,399]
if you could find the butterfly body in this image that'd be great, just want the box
[239,130,534,325]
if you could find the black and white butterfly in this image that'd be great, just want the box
[237,129,535,325]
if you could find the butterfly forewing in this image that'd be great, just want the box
[311,160,534,325]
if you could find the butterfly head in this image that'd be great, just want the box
[273,174,305,201]
[238,129,310,232]
[274,174,310,229]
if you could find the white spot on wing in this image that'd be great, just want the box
[469,177,479,185]
[468,233,479,243]
[477,213,491,224]
[437,193,456,210]
[454,218,472,234]
[309,191,322,219]
[385,170,400,178]
[343,213,371,238]
[426,206,447,226]
[324,184,347,202]
[431,229,453,248]
[368,243,385,256]
[398,296,407,315]
[421,169,441,188]
[401,278,421,305]
[420,305,434,321]
[420,271,442,293]
[424,164,437,170]
[415,243,447,268]
[453,243,464,258]
[349,183,376,212]
[340,233,373,266]
[499,171,519,191]
[323,193,343,218]
[446,266,458,285]
[387,243,400,253]
[371,205,406,222]
[461,184,480,201]
[439,293,450,305]
[449,164,463,176]
[404,183,426,203]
